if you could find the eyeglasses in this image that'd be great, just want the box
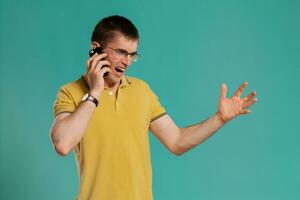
[106,46,140,62]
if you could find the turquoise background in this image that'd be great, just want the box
[1,0,299,199]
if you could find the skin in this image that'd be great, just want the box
[85,33,138,98]
[150,82,257,155]
[50,33,257,156]
[50,34,139,156]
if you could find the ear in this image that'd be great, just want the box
[91,41,100,49]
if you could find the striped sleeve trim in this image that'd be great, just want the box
[150,112,167,122]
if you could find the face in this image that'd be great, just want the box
[92,34,138,83]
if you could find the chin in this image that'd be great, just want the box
[106,73,121,83]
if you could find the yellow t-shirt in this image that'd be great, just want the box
[53,75,167,200]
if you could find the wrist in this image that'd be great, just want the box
[82,93,99,107]
[215,112,226,125]
[89,89,102,100]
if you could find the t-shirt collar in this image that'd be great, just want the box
[81,75,131,90]
[120,75,131,88]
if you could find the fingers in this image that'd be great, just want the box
[99,66,112,77]
[95,60,111,70]
[86,53,98,71]
[86,53,108,72]
[239,95,257,115]
[220,83,227,99]
[239,109,251,115]
[243,97,257,108]
[234,82,248,97]
[90,53,109,71]
[242,91,256,102]
[90,60,111,74]
[89,60,111,75]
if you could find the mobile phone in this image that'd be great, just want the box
[89,46,103,57]
[89,47,109,77]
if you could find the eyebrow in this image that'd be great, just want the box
[117,48,138,55]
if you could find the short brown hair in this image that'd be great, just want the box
[91,15,139,46]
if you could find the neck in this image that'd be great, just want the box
[83,74,121,92]
[104,77,121,91]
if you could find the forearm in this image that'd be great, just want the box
[51,100,97,155]
[175,113,225,155]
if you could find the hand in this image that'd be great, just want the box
[217,82,257,123]
[85,52,111,99]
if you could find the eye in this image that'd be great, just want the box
[130,52,138,57]
[116,49,128,56]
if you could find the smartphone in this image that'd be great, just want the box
[89,47,109,77]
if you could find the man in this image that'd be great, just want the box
[50,15,257,200]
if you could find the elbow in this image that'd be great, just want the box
[171,144,186,157]
[50,131,70,157]
[54,144,70,157]
[172,148,185,157]
[170,132,187,156]
[173,150,183,157]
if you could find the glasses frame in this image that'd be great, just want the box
[106,46,140,62]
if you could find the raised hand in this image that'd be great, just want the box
[217,82,257,123]
[85,52,111,99]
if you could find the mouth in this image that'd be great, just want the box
[115,67,125,73]
[114,66,126,77]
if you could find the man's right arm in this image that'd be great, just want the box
[50,50,111,156]
[50,99,97,156]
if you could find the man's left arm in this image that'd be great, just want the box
[149,82,257,156]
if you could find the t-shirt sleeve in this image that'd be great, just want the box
[146,83,167,122]
[53,87,76,117]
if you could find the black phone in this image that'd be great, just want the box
[89,47,109,77]
[89,46,103,57]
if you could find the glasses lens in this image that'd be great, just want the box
[132,54,139,62]
[112,47,139,62]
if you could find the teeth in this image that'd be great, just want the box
[116,67,125,72]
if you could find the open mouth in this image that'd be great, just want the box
[115,67,126,74]
[113,67,126,78]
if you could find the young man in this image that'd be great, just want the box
[50,15,257,200]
